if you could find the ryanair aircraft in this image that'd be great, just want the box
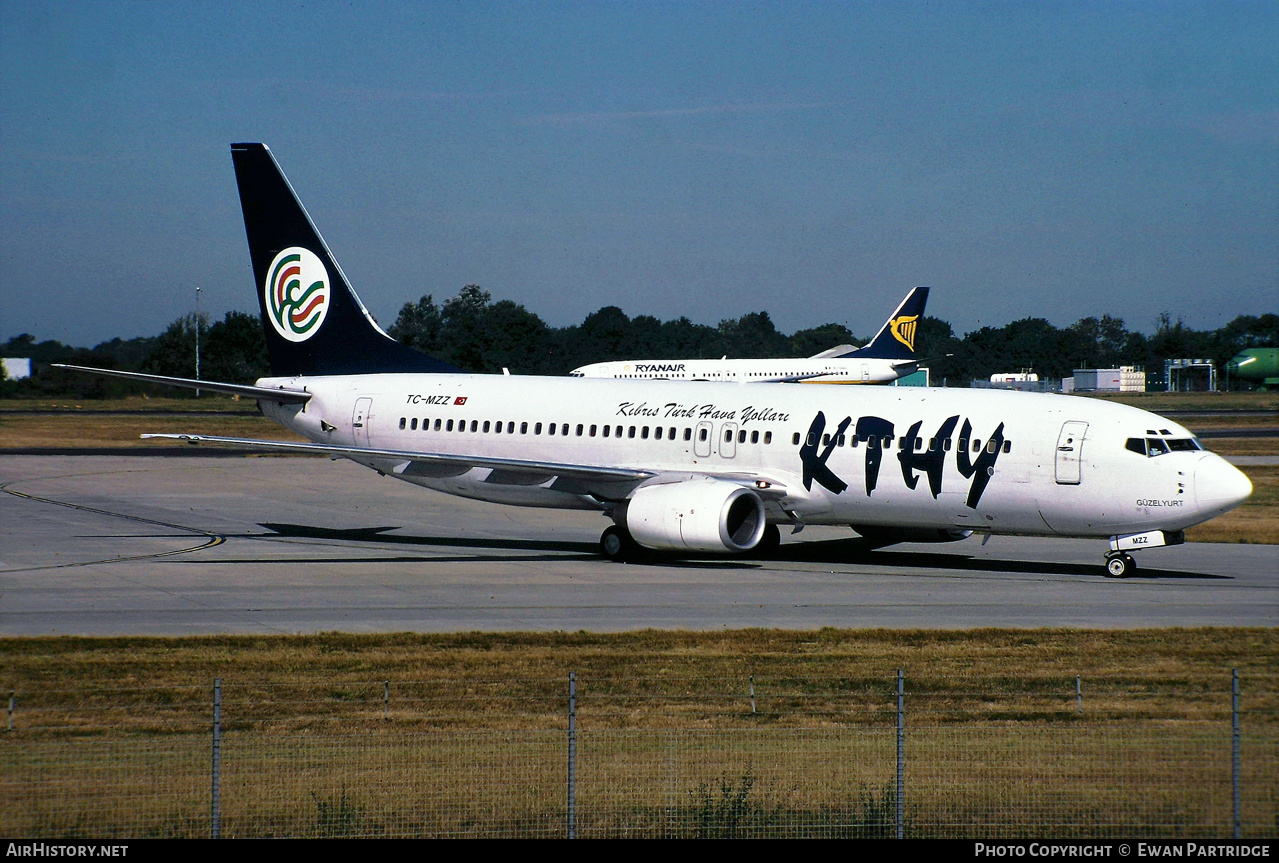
[569,287,931,384]
[60,144,1252,578]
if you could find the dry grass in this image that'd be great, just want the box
[0,413,301,448]
[3,630,1274,838]
[1090,391,1279,412]
[2,629,1275,736]
[0,395,251,412]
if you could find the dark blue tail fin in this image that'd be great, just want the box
[231,143,459,377]
[843,286,929,361]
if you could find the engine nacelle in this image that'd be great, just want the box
[851,525,974,546]
[625,479,767,553]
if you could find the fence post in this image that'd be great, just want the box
[212,678,221,840]
[568,671,577,840]
[1076,675,1082,713]
[384,680,390,721]
[896,669,904,840]
[7,690,12,732]
[749,675,756,715]
[1232,669,1240,840]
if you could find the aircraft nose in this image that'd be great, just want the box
[1194,455,1253,514]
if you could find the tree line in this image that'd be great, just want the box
[3,285,1275,397]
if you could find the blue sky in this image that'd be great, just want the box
[2,1,1275,349]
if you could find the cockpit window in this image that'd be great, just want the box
[1126,436,1202,457]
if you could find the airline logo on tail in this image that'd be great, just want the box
[890,314,919,351]
[265,247,330,342]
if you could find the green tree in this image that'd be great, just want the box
[143,313,205,379]
[388,294,443,354]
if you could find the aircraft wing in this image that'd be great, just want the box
[141,433,655,484]
[140,434,796,501]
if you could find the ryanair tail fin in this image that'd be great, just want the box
[231,143,459,377]
[842,286,929,362]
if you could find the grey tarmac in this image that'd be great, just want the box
[1,455,1275,635]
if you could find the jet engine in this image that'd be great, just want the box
[625,479,767,553]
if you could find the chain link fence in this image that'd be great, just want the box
[3,673,1275,839]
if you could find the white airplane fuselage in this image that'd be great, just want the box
[569,356,912,384]
[259,372,1246,542]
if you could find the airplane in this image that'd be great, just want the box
[569,287,933,384]
[58,143,1253,579]
[1227,348,1279,390]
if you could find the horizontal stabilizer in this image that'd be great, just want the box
[807,344,858,359]
[53,365,312,404]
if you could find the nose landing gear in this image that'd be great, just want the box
[1104,529,1183,578]
[1104,552,1137,578]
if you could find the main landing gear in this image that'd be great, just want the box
[600,525,639,562]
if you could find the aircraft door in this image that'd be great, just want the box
[1054,421,1088,485]
[694,421,713,458]
[719,422,738,458]
[352,397,372,447]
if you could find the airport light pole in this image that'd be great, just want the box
[195,286,202,397]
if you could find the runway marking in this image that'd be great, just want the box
[0,478,225,573]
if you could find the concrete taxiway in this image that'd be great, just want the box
[1,455,1275,635]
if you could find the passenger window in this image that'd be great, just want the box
[520,422,528,434]
[401,418,408,430]
[547,423,555,436]
[764,431,772,445]
[562,424,569,436]
[535,423,543,435]
[751,431,759,444]
[576,424,583,436]
[602,425,610,438]
[699,429,709,442]
[684,428,692,441]
[653,427,662,440]
[628,426,636,439]
[482,421,490,433]
[446,419,454,432]
[470,420,478,433]
[590,424,597,437]
[792,433,801,446]
[641,427,649,439]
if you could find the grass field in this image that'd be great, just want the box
[4,629,1275,735]
[3,629,1275,838]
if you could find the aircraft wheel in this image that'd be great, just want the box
[600,525,633,562]
[1104,553,1136,578]
[756,523,781,556]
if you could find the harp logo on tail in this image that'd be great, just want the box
[890,314,919,351]
[265,247,330,342]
